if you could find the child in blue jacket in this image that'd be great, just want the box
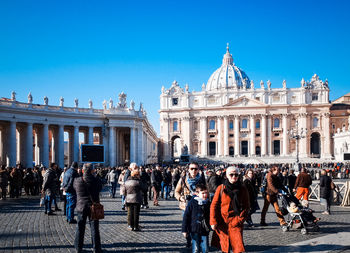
[182,184,211,253]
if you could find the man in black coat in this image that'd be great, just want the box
[151,165,163,206]
[140,166,150,208]
[320,169,332,215]
[73,163,102,253]
[288,169,297,195]
[62,161,79,223]
[207,168,223,200]
[42,163,58,215]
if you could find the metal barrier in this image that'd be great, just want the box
[308,180,348,205]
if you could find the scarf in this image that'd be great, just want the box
[194,196,208,206]
[187,173,201,194]
[223,178,242,216]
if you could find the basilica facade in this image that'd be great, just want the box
[159,46,332,162]
[0,92,158,168]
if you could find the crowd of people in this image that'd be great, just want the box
[0,161,346,253]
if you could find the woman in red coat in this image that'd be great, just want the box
[210,167,250,253]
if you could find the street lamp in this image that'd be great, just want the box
[288,119,307,171]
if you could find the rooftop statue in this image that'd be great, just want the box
[118,92,127,108]
[102,100,107,110]
[130,100,135,110]
[60,97,64,107]
[250,80,254,89]
[109,98,113,109]
[11,91,16,101]
[267,80,271,90]
[89,99,93,109]
[28,92,33,104]
[283,80,286,89]
[260,80,264,89]
[44,96,48,105]
[74,98,79,108]
[139,102,144,112]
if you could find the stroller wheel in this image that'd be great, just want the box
[282,225,289,232]
[301,228,308,235]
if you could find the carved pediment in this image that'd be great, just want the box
[224,96,265,107]
[165,80,185,96]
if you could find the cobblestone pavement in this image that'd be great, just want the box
[0,188,350,253]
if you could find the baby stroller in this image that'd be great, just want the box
[279,193,319,235]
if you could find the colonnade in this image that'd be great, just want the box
[0,120,150,168]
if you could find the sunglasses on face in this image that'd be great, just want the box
[228,173,239,177]
[189,167,198,171]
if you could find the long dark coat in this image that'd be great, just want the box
[320,175,332,199]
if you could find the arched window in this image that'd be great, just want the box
[209,120,216,130]
[229,120,234,130]
[274,118,280,128]
[173,121,178,131]
[256,120,260,129]
[313,117,319,128]
[242,119,248,129]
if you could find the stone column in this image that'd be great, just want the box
[299,113,307,157]
[109,126,116,167]
[160,117,170,161]
[261,115,267,156]
[137,126,144,165]
[88,127,94,144]
[323,113,331,158]
[234,115,240,156]
[57,125,64,168]
[130,127,136,163]
[26,123,33,168]
[282,114,288,156]
[217,117,223,156]
[73,126,79,163]
[9,121,17,167]
[34,130,40,166]
[42,124,49,168]
[102,123,109,166]
[223,116,229,156]
[183,117,191,154]
[200,117,207,156]
[250,115,255,156]
[267,115,272,155]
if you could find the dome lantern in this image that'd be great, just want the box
[206,44,250,91]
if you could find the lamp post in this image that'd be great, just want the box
[288,119,307,171]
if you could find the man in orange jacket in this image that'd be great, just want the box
[293,168,312,200]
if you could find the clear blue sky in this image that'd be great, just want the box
[1,0,349,135]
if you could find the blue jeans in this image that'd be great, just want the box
[44,195,52,213]
[164,185,171,199]
[110,182,117,198]
[75,210,102,253]
[191,233,208,253]
[66,193,77,221]
[161,181,165,198]
[121,195,126,207]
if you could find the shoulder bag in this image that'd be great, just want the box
[82,177,104,220]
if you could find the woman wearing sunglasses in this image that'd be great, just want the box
[210,166,250,253]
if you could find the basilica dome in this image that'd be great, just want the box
[206,45,250,91]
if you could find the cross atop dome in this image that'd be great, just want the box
[223,43,233,65]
